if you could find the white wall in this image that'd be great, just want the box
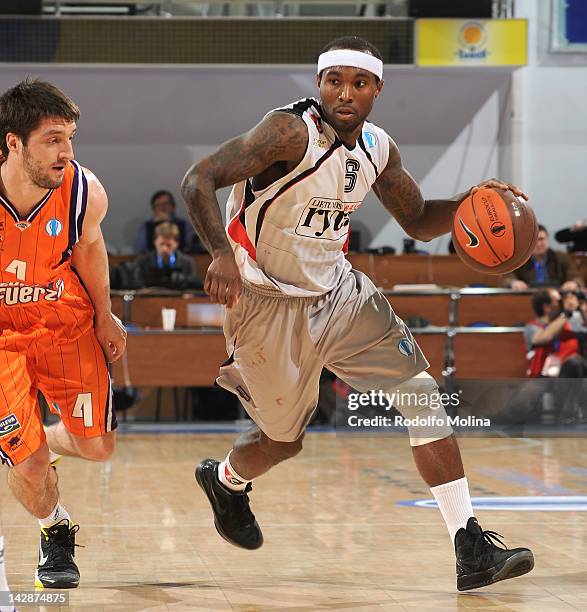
[515,0,587,237]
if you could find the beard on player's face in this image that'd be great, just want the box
[320,94,374,135]
[324,108,366,134]
[22,145,64,190]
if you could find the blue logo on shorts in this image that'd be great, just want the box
[398,338,414,357]
[0,413,21,437]
[46,219,62,237]
[363,132,377,148]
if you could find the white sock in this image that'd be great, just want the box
[48,448,62,465]
[38,502,71,529]
[0,536,9,592]
[217,453,250,492]
[430,477,475,543]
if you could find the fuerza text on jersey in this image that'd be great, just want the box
[0,279,65,305]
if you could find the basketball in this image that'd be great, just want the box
[452,187,538,275]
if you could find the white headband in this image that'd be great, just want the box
[317,49,383,80]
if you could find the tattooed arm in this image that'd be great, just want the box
[180,112,308,306]
[372,139,466,242]
[373,138,526,242]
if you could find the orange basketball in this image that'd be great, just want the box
[452,187,538,275]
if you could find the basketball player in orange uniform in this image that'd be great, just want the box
[183,37,535,591]
[0,79,126,589]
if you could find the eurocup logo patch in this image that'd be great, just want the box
[46,219,63,237]
[0,413,21,437]
[364,132,377,148]
[398,338,414,357]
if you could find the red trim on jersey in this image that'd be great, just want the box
[343,226,350,253]
[309,112,323,134]
[227,198,257,261]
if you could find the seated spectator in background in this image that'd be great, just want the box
[505,225,584,291]
[525,288,587,377]
[134,190,203,253]
[134,222,203,290]
[525,288,587,421]
[555,219,587,253]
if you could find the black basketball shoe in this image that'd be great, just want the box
[195,459,263,550]
[455,517,534,591]
[35,519,80,589]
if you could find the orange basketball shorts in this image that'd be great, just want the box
[0,327,115,466]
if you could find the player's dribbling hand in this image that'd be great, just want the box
[470,178,528,201]
[95,312,127,363]
[205,250,242,308]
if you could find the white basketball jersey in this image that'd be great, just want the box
[226,97,390,296]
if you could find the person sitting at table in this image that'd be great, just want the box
[525,288,587,375]
[525,288,587,422]
[504,225,584,291]
[134,190,204,253]
[133,222,203,290]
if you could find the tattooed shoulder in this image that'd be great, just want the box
[206,111,308,189]
[247,111,308,165]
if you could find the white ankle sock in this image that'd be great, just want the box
[430,477,475,543]
[217,453,250,492]
[38,502,71,529]
[0,536,9,592]
[48,449,62,465]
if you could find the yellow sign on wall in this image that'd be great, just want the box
[417,19,527,67]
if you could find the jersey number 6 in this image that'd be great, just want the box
[344,160,360,193]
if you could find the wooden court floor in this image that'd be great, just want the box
[1,433,587,611]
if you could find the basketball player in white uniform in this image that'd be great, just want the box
[181,37,534,591]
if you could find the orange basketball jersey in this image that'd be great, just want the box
[0,160,94,343]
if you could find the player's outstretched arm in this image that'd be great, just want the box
[72,168,126,362]
[181,111,307,306]
[372,139,465,242]
[373,138,526,242]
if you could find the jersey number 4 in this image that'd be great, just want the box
[5,259,27,281]
[72,393,94,427]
